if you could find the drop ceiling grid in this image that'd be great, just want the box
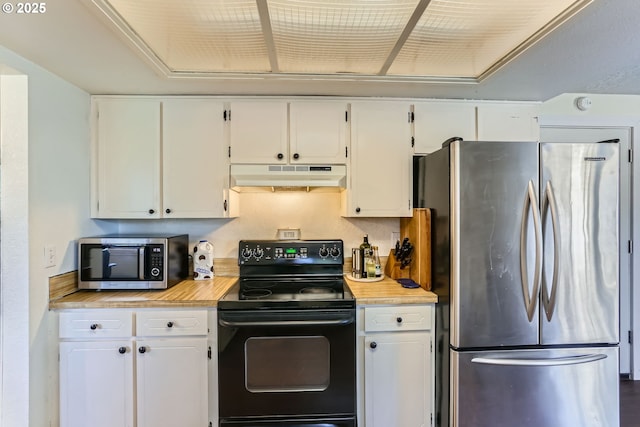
[268,0,420,74]
[108,0,271,72]
[387,0,583,77]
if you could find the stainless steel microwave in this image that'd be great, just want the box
[78,234,189,290]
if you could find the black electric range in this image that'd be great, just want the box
[217,239,357,427]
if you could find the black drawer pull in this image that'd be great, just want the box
[370,342,377,349]
[138,346,147,354]
[397,317,403,323]
[90,323,99,330]
[118,347,127,354]
[167,321,174,328]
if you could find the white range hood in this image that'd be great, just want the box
[230,164,346,191]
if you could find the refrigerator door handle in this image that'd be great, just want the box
[541,181,560,321]
[520,180,542,322]
[471,353,607,367]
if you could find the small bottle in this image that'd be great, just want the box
[373,246,382,278]
[360,235,372,278]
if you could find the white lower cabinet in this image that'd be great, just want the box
[59,309,210,427]
[60,339,134,427]
[359,305,434,427]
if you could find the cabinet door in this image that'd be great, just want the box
[136,337,208,427]
[476,103,540,142]
[289,101,348,164]
[163,99,231,218]
[413,102,476,154]
[228,100,288,164]
[93,98,161,218]
[364,331,431,427]
[60,340,134,427]
[347,102,412,217]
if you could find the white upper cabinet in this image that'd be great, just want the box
[227,100,289,164]
[476,102,541,142]
[344,101,413,217]
[289,101,348,164]
[412,101,477,154]
[162,99,234,218]
[93,97,161,218]
[92,97,235,219]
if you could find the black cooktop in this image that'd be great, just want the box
[219,239,354,310]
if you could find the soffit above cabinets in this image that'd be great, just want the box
[91,0,592,83]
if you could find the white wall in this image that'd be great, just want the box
[118,191,400,259]
[0,68,29,427]
[0,45,118,427]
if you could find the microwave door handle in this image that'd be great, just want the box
[139,247,145,280]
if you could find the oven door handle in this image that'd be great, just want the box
[219,318,353,327]
[218,309,355,327]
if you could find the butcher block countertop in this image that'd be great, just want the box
[49,277,238,310]
[49,273,437,310]
[344,276,437,305]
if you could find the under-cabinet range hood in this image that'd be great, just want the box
[230,164,346,191]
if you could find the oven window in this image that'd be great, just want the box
[245,336,330,392]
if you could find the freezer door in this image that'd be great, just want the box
[540,143,619,345]
[451,346,619,427]
[451,141,540,348]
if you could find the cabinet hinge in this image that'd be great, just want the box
[209,422,213,427]
[208,346,212,360]
[345,146,348,158]
[629,330,633,344]
[629,149,633,163]
[629,240,633,254]
[228,146,231,158]
[430,413,433,426]
[345,110,348,122]
[411,136,415,148]
[430,341,433,353]
[223,110,227,121]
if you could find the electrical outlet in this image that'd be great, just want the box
[44,245,56,268]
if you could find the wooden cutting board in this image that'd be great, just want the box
[400,208,432,290]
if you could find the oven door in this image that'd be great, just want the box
[218,308,356,425]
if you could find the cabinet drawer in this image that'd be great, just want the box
[136,310,208,336]
[59,310,133,339]
[364,305,432,332]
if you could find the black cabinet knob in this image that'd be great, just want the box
[277,153,284,160]
[293,153,300,160]
[138,346,147,354]
[397,317,403,323]
[165,208,171,214]
[355,207,361,213]
[148,209,155,214]
[118,347,127,354]
[370,342,377,349]
[90,324,99,330]
[167,321,174,328]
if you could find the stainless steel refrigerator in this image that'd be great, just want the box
[416,140,620,427]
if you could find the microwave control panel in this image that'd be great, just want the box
[147,244,164,279]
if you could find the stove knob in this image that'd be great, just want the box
[319,247,329,258]
[254,247,264,260]
[241,247,253,260]
[330,247,341,258]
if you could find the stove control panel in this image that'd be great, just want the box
[239,240,343,265]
